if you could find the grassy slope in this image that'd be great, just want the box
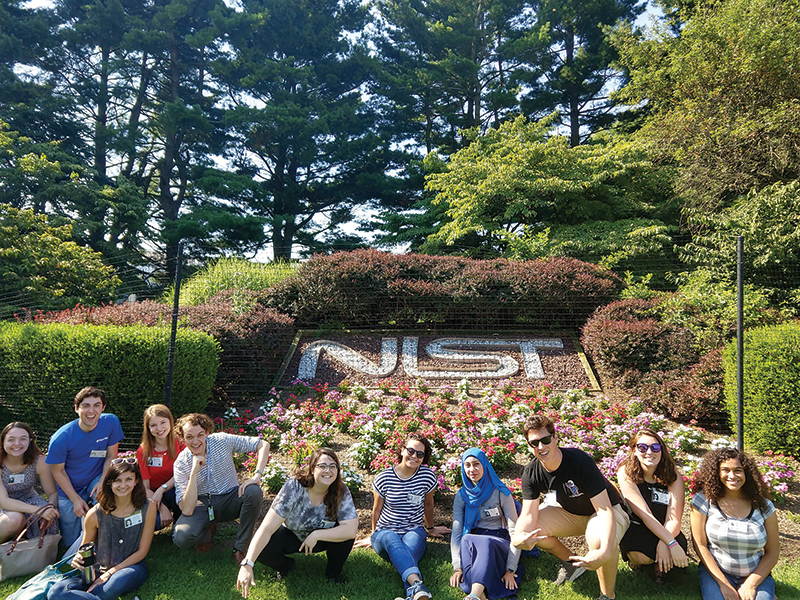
[3,528,799,600]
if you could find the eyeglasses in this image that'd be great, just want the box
[636,443,662,454]
[111,457,137,465]
[527,435,553,448]
[315,463,338,472]
[405,447,425,459]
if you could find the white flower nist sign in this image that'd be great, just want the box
[297,337,563,380]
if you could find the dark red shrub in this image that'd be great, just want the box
[639,350,726,428]
[265,250,622,330]
[582,308,697,382]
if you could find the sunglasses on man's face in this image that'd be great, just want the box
[405,447,425,459]
[112,457,137,465]
[527,434,553,448]
[636,443,662,454]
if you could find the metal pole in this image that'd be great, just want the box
[165,241,184,407]
[736,236,744,450]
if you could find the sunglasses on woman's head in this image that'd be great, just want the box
[405,447,425,459]
[111,457,137,465]
[636,443,662,454]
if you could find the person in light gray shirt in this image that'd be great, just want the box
[236,448,358,597]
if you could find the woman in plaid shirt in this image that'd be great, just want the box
[690,449,779,600]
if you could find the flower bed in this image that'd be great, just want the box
[216,379,797,505]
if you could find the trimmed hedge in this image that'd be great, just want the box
[0,322,218,442]
[723,322,800,455]
[264,250,622,330]
[26,290,296,405]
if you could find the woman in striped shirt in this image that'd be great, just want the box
[356,433,450,600]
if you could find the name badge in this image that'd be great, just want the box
[541,491,557,507]
[406,493,423,505]
[89,449,107,458]
[484,506,501,518]
[320,519,337,529]
[124,511,143,528]
[8,474,25,485]
[727,520,747,533]
[148,457,163,468]
[651,489,670,505]
[208,506,215,521]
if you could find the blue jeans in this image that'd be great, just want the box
[698,563,775,600]
[371,527,427,591]
[58,473,103,549]
[46,562,148,600]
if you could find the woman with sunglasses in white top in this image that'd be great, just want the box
[236,448,358,598]
[355,433,451,600]
[617,429,689,584]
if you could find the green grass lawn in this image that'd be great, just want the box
[3,527,799,600]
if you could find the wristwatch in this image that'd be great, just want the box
[254,469,263,477]
[240,558,255,568]
[161,483,168,490]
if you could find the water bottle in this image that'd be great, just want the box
[78,542,97,586]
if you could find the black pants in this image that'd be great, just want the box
[257,526,355,578]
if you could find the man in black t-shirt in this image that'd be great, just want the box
[511,414,630,600]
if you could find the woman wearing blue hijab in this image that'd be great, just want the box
[449,448,524,600]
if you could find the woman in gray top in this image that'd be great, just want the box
[236,448,358,597]
[48,459,156,600]
[450,448,523,600]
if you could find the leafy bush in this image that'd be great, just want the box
[0,205,121,317]
[265,249,622,330]
[0,322,218,441]
[582,298,698,383]
[722,322,800,455]
[165,258,298,306]
[639,349,726,427]
[25,290,296,405]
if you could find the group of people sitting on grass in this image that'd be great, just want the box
[0,386,780,600]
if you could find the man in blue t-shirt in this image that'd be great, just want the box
[512,413,630,600]
[46,386,125,547]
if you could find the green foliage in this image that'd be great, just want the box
[0,322,218,439]
[660,269,786,353]
[168,258,299,306]
[421,116,680,262]
[681,182,800,310]
[515,0,644,145]
[0,203,120,316]
[723,322,800,455]
[616,0,800,209]
[31,291,296,406]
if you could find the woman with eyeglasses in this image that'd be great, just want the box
[47,458,156,600]
[0,422,59,542]
[450,447,522,600]
[617,429,689,584]
[236,448,357,598]
[691,449,779,600]
[355,433,451,600]
[136,404,184,530]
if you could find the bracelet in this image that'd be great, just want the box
[668,539,679,548]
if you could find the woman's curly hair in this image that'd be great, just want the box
[695,448,769,511]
